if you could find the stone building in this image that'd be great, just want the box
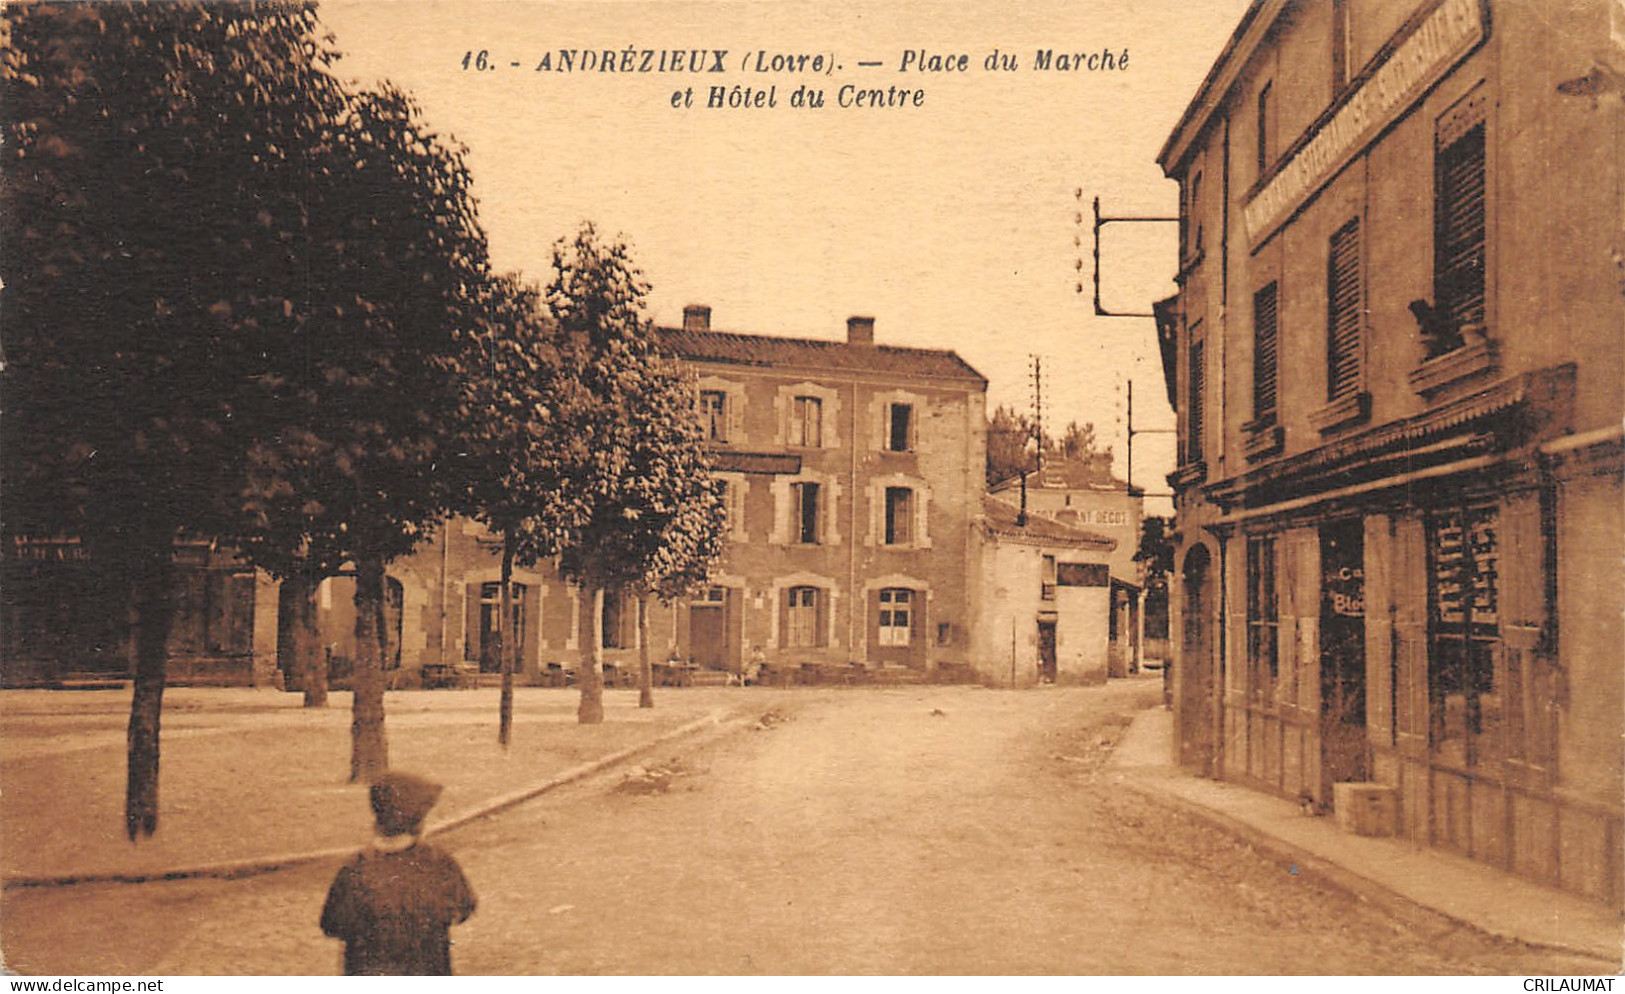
[307,307,989,685]
[970,497,1118,687]
[988,465,1146,674]
[4,310,990,688]
[1157,0,1623,906]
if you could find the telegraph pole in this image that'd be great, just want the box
[1030,355,1045,473]
[1125,378,1175,497]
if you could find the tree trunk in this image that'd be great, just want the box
[637,592,654,709]
[277,570,327,707]
[498,538,515,747]
[577,585,605,724]
[125,532,176,840]
[349,554,389,782]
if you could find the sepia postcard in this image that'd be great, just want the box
[1,0,1621,981]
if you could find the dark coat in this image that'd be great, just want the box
[320,841,476,976]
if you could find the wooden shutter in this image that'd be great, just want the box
[1187,337,1205,463]
[815,588,829,648]
[464,584,481,661]
[1436,119,1486,330]
[1363,515,1395,747]
[778,589,790,648]
[1499,492,1555,771]
[886,487,913,545]
[1327,218,1363,401]
[1253,283,1279,422]
[1391,517,1430,761]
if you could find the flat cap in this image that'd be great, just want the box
[369,771,444,836]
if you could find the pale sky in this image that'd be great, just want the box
[318,0,1253,513]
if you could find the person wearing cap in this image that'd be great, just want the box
[320,771,477,975]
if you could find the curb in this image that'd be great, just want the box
[1113,770,1622,967]
[3,707,742,891]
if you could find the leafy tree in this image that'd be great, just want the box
[1134,515,1174,582]
[986,404,1039,488]
[621,366,729,709]
[987,406,1115,488]
[544,224,727,723]
[1,1,350,837]
[239,83,490,781]
[447,273,590,745]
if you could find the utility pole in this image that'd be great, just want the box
[1125,378,1175,497]
[1030,355,1045,474]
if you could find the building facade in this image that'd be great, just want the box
[1158,0,1623,906]
[970,497,1119,687]
[652,307,988,677]
[988,468,1146,675]
[301,307,990,686]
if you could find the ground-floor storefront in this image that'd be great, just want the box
[1171,382,1623,908]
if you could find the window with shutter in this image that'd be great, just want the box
[1426,505,1501,769]
[1188,171,1204,258]
[1185,334,1206,464]
[1435,96,1487,338]
[1246,536,1280,699]
[884,487,913,545]
[470,582,528,671]
[699,390,728,442]
[887,403,913,452]
[1327,218,1363,401]
[1253,283,1279,423]
[793,482,821,545]
[1332,0,1353,92]
[1256,83,1272,174]
[878,588,913,647]
[785,586,823,647]
[789,395,823,447]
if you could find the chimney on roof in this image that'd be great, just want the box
[683,304,711,333]
[846,315,875,346]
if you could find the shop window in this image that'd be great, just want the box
[699,390,728,442]
[793,482,821,545]
[1434,93,1487,349]
[884,487,913,545]
[1253,282,1279,423]
[789,395,823,447]
[887,403,914,452]
[783,586,826,648]
[1246,536,1279,700]
[878,588,913,647]
[1427,506,1501,769]
[1327,218,1363,401]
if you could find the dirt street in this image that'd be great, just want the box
[1,680,1603,975]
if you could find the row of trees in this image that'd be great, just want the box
[1,2,724,838]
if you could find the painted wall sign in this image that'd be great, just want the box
[1057,562,1110,587]
[1244,0,1488,246]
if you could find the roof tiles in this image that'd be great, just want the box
[654,327,987,387]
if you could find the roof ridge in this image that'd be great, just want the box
[654,325,964,358]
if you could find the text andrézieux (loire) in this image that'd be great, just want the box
[458,47,1131,112]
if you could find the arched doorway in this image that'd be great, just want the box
[1178,544,1216,774]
